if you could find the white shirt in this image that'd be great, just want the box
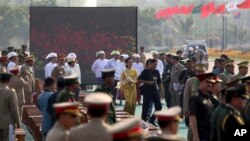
[91,58,109,78]
[65,63,81,84]
[45,62,57,78]
[7,61,16,71]
[106,58,123,80]
[156,59,164,77]
[132,62,144,76]
[121,62,126,72]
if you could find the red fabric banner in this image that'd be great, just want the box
[213,3,225,14]
[237,0,250,9]
[201,2,215,18]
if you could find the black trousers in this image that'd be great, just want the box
[141,89,162,122]
[110,80,118,103]
[163,82,172,108]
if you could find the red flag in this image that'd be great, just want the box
[237,0,250,9]
[155,7,174,20]
[186,5,194,14]
[201,2,215,18]
[213,3,225,14]
[171,6,179,15]
[178,5,194,14]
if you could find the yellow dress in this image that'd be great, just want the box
[120,68,138,115]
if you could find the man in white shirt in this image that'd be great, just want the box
[65,53,81,84]
[7,52,18,71]
[152,51,164,77]
[44,52,57,78]
[106,50,123,105]
[91,51,109,85]
[132,54,143,76]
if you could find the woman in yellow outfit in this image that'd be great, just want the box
[120,57,138,115]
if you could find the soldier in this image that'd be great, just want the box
[9,66,28,120]
[147,106,186,141]
[189,73,215,141]
[179,59,196,109]
[218,59,235,88]
[241,76,250,125]
[56,74,79,102]
[7,51,18,71]
[91,51,109,85]
[45,52,57,78]
[183,64,206,118]
[20,55,36,104]
[0,56,8,72]
[215,84,249,141]
[108,118,144,141]
[37,77,56,139]
[162,54,173,108]
[106,50,123,105]
[46,102,82,141]
[212,58,224,75]
[69,93,113,141]
[0,73,20,141]
[209,75,222,108]
[169,55,185,106]
[18,44,28,65]
[51,54,66,80]
[228,61,249,83]
[95,69,116,125]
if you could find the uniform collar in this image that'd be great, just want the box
[55,121,67,131]
[225,104,241,115]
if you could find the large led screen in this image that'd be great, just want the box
[30,7,137,85]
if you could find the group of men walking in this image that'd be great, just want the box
[1,44,250,141]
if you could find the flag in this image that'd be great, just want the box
[226,2,238,12]
[213,3,225,14]
[171,6,180,15]
[185,5,194,14]
[201,2,215,18]
[155,7,174,20]
[234,11,241,19]
[192,4,203,13]
[237,0,250,9]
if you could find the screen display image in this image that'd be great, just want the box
[30,7,137,84]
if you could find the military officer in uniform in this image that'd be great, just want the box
[95,69,116,124]
[169,55,185,106]
[69,93,113,141]
[183,64,206,118]
[18,44,28,65]
[228,61,249,83]
[20,55,36,104]
[147,106,185,141]
[189,73,215,141]
[215,84,249,141]
[56,74,79,102]
[51,54,66,80]
[0,73,21,141]
[45,52,57,78]
[241,76,250,125]
[108,118,144,141]
[162,54,173,108]
[9,66,28,120]
[218,59,235,88]
[0,56,8,72]
[45,102,82,141]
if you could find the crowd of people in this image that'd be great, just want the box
[0,45,250,141]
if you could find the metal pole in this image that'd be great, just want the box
[222,14,225,51]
